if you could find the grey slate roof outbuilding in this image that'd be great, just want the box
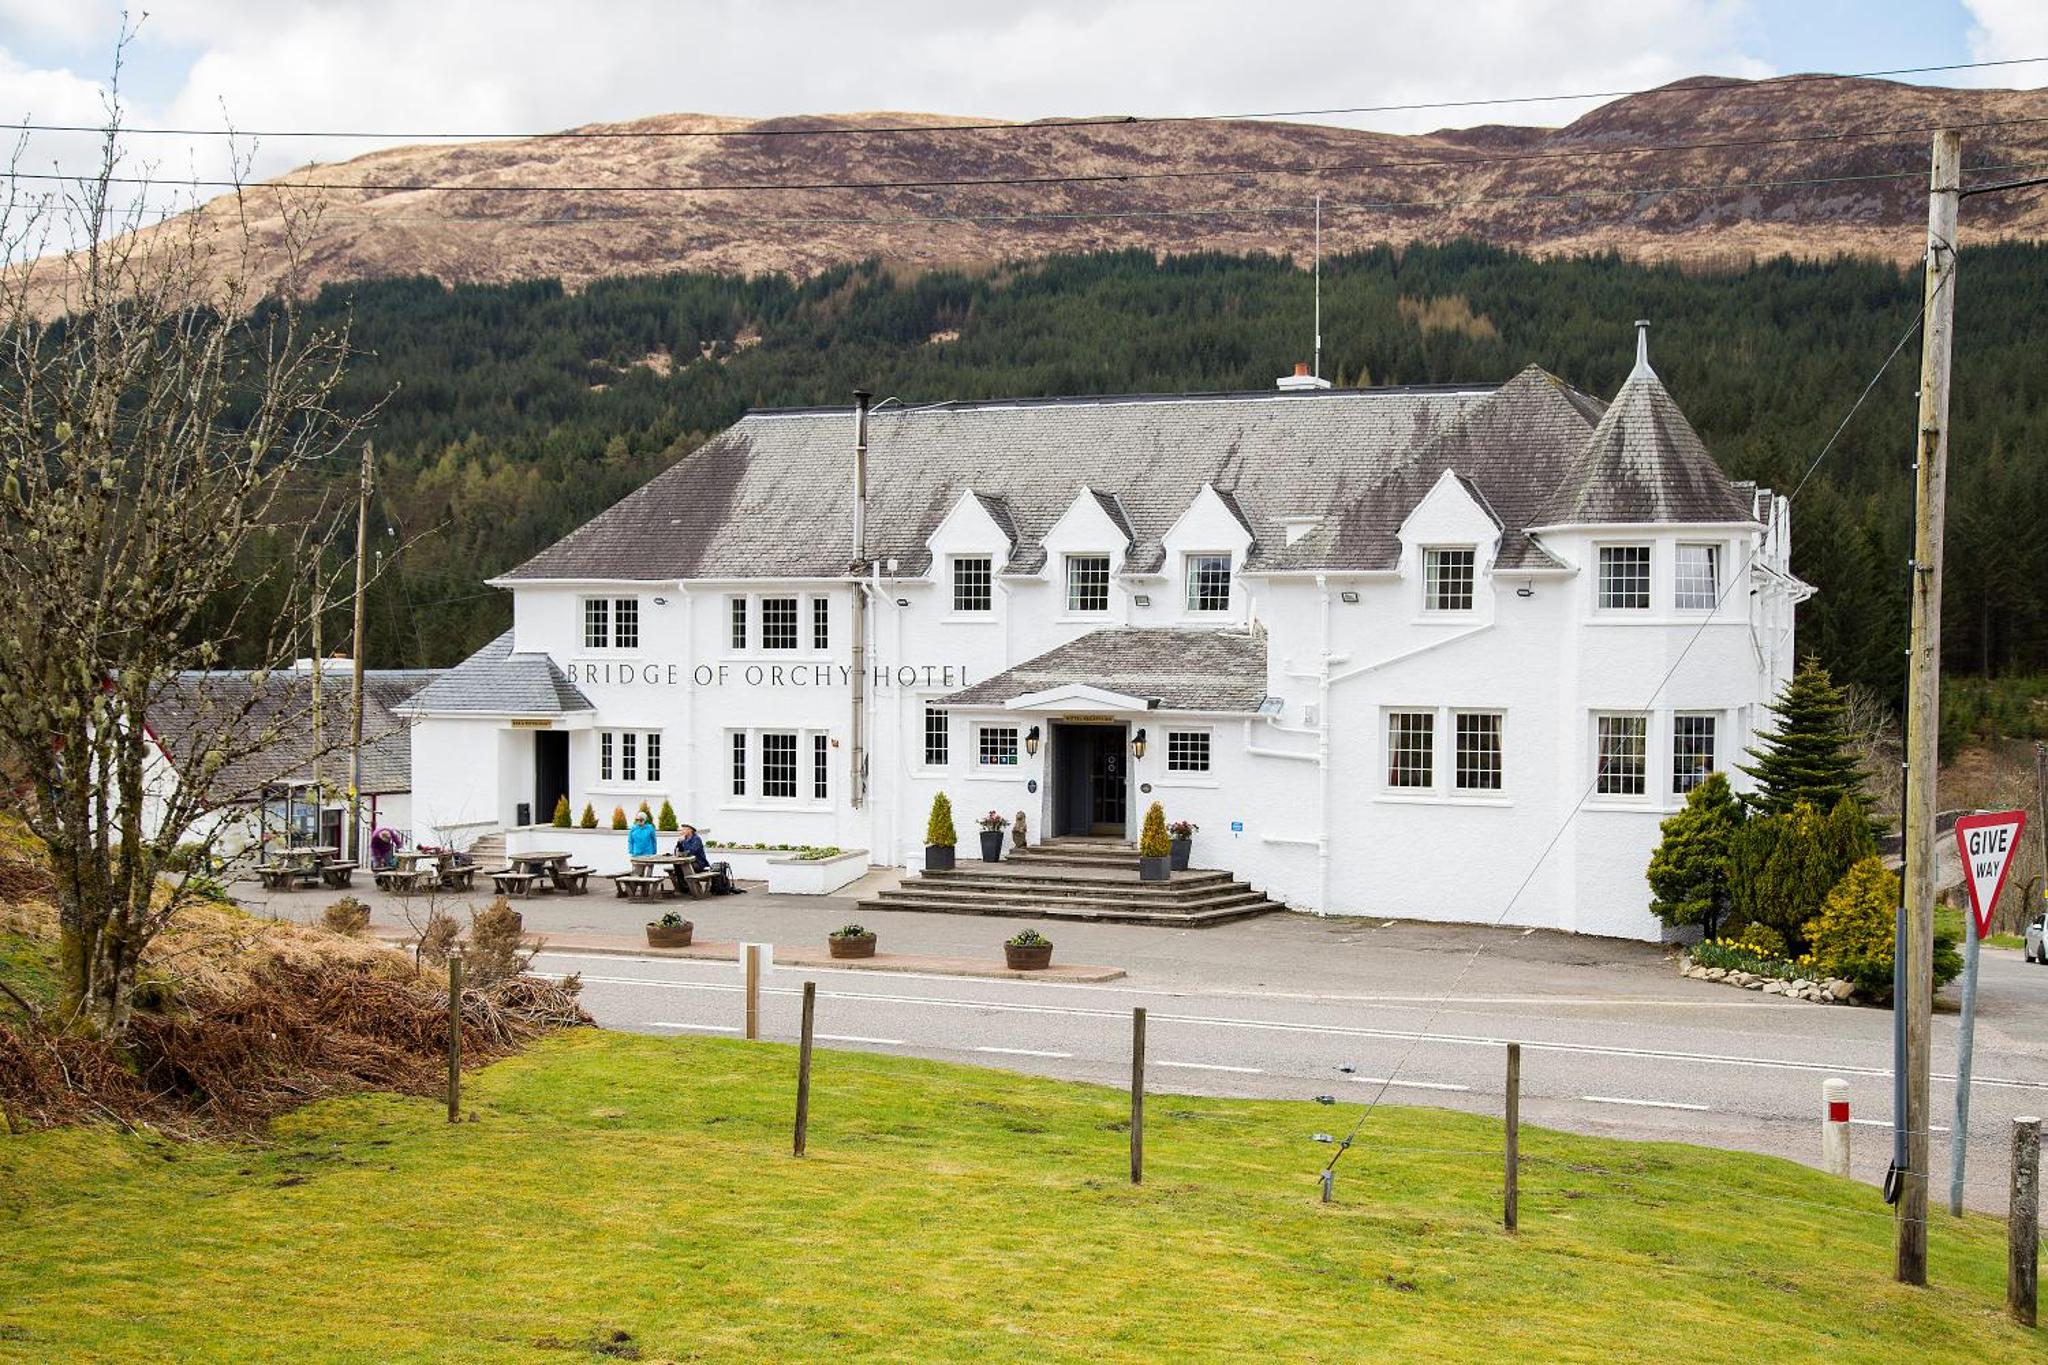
[150,667,440,800]
[397,631,594,717]
[498,356,1754,589]
[943,628,1268,714]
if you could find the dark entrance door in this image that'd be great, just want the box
[1052,723,1128,837]
[534,730,569,827]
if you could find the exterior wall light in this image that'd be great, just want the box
[1131,728,1147,759]
[1339,590,1360,604]
[1134,594,1151,607]
[1024,725,1041,756]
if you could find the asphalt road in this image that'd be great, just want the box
[533,936,2048,1217]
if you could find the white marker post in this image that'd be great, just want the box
[1823,1078,1851,1178]
[1950,810,2028,1216]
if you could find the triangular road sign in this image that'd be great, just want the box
[1953,810,2028,940]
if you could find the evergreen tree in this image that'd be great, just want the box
[1737,658,1870,816]
[1139,802,1171,858]
[1645,772,1743,934]
[578,802,598,829]
[656,798,679,832]
[550,794,572,828]
[925,793,957,847]
[1726,797,1873,954]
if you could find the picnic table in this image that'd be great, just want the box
[491,850,588,897]
[629,853,718,899]
[258,845,353,891]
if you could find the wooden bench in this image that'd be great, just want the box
[376,867,438,894]
[442,865,477,892]
[256,864,299,892]
[553,867,591,895]
[678,868,719,899]
[319,861,357,889]
[612,873,669,901]
[490,869,538,897]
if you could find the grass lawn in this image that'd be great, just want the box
[1,1030,2038,1363]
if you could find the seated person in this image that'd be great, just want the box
[673,823,740,895]
[627,811,658,859]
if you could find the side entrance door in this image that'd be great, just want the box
[534,730,569,827]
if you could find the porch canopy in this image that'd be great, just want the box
[941,627,1268,715]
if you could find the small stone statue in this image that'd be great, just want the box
[1012,810,1028,848]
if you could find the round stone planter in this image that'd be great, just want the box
[1004,942,1054,971]
[979,830,1005,862]
[645,921,694,948]
[828,932,877,959]
[925,843,956,872]
[1169,838,1192,872]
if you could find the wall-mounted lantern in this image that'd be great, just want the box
[1024,725,1041,757]
[1131,728,1147,760]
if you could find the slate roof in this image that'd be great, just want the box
[942,628,1267,714]
[397,631,595,716]
[501,362,1754,585]
[150,667,440,800]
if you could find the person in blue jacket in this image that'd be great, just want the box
[626,810,658,859]
[674,823,739,895]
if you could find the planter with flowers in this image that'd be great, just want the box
[829,922,877,959]
[1004,928,1053,971]
[646,911,693,948]
[1167,819,1198,871]
[977,810,1009,863]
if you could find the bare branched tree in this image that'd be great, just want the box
[0,39,375,1035]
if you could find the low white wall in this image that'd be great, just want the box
[764,849,869,895]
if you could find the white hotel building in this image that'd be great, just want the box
[402,328,1806,939]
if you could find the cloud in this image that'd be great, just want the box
[1963,0,2048,68]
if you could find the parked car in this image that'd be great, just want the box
[2027,913,2047,964]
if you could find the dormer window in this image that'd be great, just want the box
[1423,547,1475,612]
[1066,554,1111,613]
[1597,545,1652,611]
[1186,554,1232,612]
[952,556,993,613]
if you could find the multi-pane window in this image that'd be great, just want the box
[1387,711,1435,788]
[953,557,993,612]
[1067,554,1111,613]
[730,732,747,796]
[582,596,638,649]
[1675,543,1720,611]
[729,596,748,651]
[1186,554,1232,612]
[761,732,798,799]
[598,730,661,784]
[1424,548,1476,612]
[1596,714,1649,796]
[812,596,830,650]
[923,708,949,766]
[1598,546,1652,610]
[1673,714,1717,794]
[762,596,799,650]
[813,734,830,800]
[1454,712,1503,791]
[977,725,1020,768]
[1166,730,1211,773]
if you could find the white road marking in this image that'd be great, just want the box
[974,1046,1072,1059]
[817,1033,907,1046]
[1155,1060,1264,1074]
[1350,1076,1470,1092]
[650,1021,740,1033]
[1849,1117,1952,1133]
[1582,1095,1712,1112]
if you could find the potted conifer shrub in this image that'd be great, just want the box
[578,802,598,829]
[551,794,573,828]
[925,793,958,871]
[1004,928,1053,970]
[829,922,877,959]
[1167,819,1198,871]
[646,911,693,948]
[977,809,1009,862]
[1139,802,1172,882]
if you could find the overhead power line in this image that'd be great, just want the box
[14,111,2048,197]
[4,55,2044,143]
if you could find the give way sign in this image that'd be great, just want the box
[1954,810,2028,939]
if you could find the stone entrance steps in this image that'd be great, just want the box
[855,852,1282,928]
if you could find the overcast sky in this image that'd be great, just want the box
[0,0,2042,213]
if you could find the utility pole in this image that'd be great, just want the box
[1897,129,1962,1287]
[348,442,374,866]
[309,577,323,848]
[2035,741,2047,898]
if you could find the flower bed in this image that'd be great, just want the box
[1679,938,1856,1005]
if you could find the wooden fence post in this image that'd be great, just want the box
[446,948,463,1123]
[745,943,762,1041]
[1504,1042,1521,1232]
[1130,1007,1146,1185]
[794,981,816,1157]
[2013,1115,2041,1327]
